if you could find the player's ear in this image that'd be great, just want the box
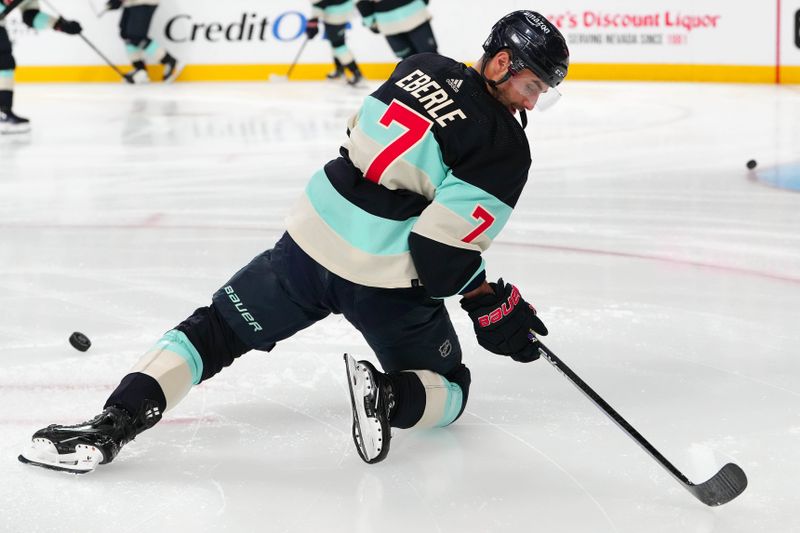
[494,50,511,73]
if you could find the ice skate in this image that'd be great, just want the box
[0,108,31,135]
[162,54,182,83]
[19,402,161,474]
[124,67,150,84]
[345,67,365,87]
[326,58,345,80]
[344,354,395,464]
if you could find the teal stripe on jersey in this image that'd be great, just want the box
[358,96,448,188]
[33,12,54,30]
[333,44,349,55]
[306,169,419,255]
[436,379,464,427]
[376,0,426,24]
[0,70,14,78]
[435,173,513,240]
[156,330,203,385]
[325,0,354,16]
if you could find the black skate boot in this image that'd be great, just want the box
[0,107,31,135]
[19,401,162,474]
[344,62,364,87]
[344,354,395,464]
[124,60,150,84]
[161,53,182,83]
[326,58,345,80]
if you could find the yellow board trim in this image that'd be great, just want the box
[11,63,797,84]
[780,66,800,84]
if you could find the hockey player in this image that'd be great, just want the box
[105,0,180,83]
[0,0,81,134]
[356,0,437,59]
[306,0,364,85]
[19,11,569,471]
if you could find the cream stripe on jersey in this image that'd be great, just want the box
[286,193,421,288]
[378,10,430,36]
[411,201,492,251]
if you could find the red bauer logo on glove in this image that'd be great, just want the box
[477,285,523,327]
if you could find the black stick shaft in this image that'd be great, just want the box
[285,37,309,79]
[38,0,127,80]
[537,342,694,487]
[78,33,127,79]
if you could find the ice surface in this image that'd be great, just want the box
[1,80,799,532]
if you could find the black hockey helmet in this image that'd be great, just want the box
[483,10,569,88]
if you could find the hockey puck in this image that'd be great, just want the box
[69,332,91,352]
[746,159,757,170]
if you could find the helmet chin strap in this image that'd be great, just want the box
[479,59,529,130]
[480,56,514,88]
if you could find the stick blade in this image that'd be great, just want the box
[689,463,748,506]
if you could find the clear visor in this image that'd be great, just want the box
[507,73,562,112]
[535,87,561,111]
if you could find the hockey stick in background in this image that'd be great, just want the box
[0,0,28,22]
[86,0,110,18]
[535,340,748,506]
[76,31,131,82]
[39,0,131,83]
[285,37,309,79]
[269,36,309,81]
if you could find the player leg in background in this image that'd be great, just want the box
[341,281,471,463]
[404,20,438,55]
[384,20,438,60]
[121,5,180,83]
[19,233,332,473]
[325,22,363,86]
[0,26,29,134]
[119,6,148,83]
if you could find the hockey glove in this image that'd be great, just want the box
[305,18,320,39]
[106,0,123,10]
[54,17,82,35]
[460,279,548,363]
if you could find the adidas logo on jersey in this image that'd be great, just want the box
[446,78,463,93]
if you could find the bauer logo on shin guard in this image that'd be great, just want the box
[224,286,263,332]
[477,286,522,327]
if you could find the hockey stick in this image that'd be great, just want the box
[76,33,130,82]
[86,0,109,18]
[269,37,309,81]
[38,0,131,83]
[286,37,309,79]
[0,0,27,22]
[536,340,747,506]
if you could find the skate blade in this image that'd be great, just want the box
[164,63,184,84]
[19,439,102,474]
[0,125,32,135]
[343,354,385,463]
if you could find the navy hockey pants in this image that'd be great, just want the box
[212,232,463,375]
[385,21,438,59]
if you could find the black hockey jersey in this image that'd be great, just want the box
[286,53,531,298]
